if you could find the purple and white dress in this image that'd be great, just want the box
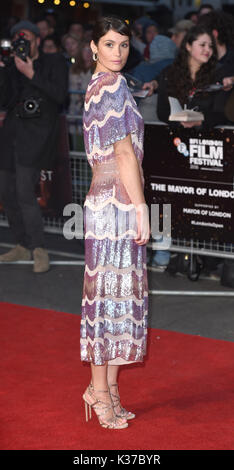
[80,71,148,366]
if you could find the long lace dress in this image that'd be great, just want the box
[80,71,148,366]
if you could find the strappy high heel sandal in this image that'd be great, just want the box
[109,383,136,420]
[83,386,128,429]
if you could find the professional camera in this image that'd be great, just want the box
[12,33,30,62]
[16,97,41,119]
[0,39,12,65]
[0,33,31,65]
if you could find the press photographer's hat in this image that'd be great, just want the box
[10,20,40,37]
[169,20,194,34]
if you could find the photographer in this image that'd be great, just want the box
[0,20,68,272]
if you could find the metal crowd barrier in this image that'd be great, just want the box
[1,114,234,295]
[0,114,90,233]
[1,115,234,250]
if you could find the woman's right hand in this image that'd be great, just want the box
[222,76,234,91]
[181,120,202,128]
[135,203,151,245]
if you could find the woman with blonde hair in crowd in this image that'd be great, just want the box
[62,32,81,64]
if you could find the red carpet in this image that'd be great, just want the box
[1,301,234,450]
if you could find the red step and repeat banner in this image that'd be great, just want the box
[143,124,234,243]
[0,113,72,217]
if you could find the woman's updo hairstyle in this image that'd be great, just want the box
[92,16,131,45]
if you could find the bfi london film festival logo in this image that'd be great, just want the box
[173,137,224,171]
[62,203,171,250]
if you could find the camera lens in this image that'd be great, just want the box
[24,98,37,114]
[12,37,30,61]
[26,101,34,111]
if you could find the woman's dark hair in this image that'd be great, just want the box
[197,10,234,47]
[184,11,198,21]
[41,33,61,50]
[166,25,217,105]
[92,16,131,45]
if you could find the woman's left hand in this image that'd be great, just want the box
[142,80,158,97]
[181,120,202,128]
[135,203,151,246]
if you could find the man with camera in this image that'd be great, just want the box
[0,20,68,272]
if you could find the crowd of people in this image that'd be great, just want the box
[1,4,234,131]
[1,3,234,278]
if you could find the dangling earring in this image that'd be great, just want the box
[93,52,98,62]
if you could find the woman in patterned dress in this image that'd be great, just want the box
[81,17,150,429]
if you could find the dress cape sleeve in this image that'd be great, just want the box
[84,73,140,149]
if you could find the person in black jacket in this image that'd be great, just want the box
[0,20,68,272]
[197,10,234,123]
[197,11,234,69]
[157,24,233,128]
